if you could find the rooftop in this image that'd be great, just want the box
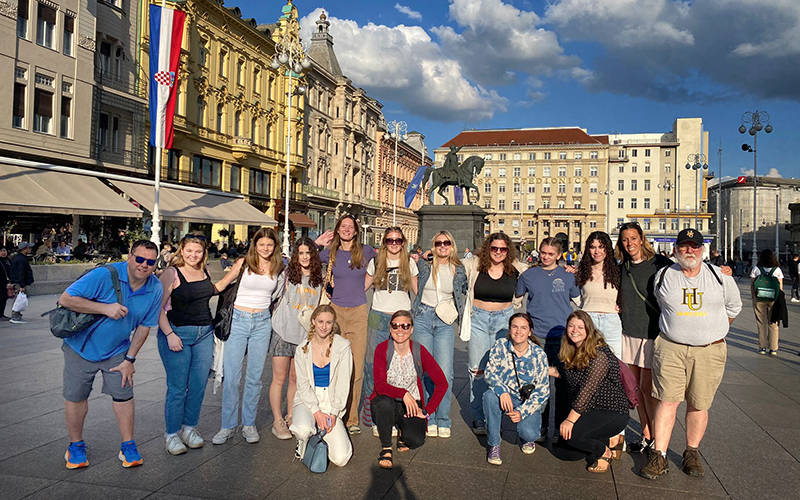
[441,127,603,148]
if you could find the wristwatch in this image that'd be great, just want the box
[125,354,136,363]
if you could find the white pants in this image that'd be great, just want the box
[290,387,352,467]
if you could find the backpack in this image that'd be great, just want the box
[655,262,722,291]
[753,266,780,302]
[385,340,424,379]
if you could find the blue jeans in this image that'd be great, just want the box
[158,323,214,435]
[468,306,513,421]
[360,310,392,427]
[413,303,454,429]
[586,312,622,358]
[221,308,272,429]
[482,390,542,447]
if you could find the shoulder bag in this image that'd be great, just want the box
[616,357,640,409]
[213,265,246,341]
[301,428,328,473]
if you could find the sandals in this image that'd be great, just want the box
[588,455,612,473]
[610,440,625,461]
[378,448,393,469]
[397,440,410,453]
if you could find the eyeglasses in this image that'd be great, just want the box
[490,246,509,253]
[434,240,452,248]
[133,255,157,266]
[390,322,412,331]
[384,238,404,246]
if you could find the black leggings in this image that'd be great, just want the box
[552,409,629,463]
[372,395,427,450]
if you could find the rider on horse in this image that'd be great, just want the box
[442,145,463,184]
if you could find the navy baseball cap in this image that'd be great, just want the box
[676,228,703,246]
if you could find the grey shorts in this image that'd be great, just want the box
[62,343,134,402]
[269,333,298,358]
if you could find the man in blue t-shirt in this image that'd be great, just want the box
[516,238,579,439]
[58,240,162,470]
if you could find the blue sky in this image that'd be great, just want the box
[235,0,800,180]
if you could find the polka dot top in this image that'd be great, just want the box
[559,345,629,415]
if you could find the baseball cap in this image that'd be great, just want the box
[18,242,32,250]
[676,228,703,246]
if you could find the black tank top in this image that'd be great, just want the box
[474,270,517,303]
[167,268,216,326]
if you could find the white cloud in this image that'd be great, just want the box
[740,167,782,178]
[300,8,508,122]
[394,4,422,21]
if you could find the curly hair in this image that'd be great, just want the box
[301,304,341,357]
[373,227,412,291]
[286,237,324,288]
[559,310,607,370]
[477,232,518,276]
[576,231,620,290]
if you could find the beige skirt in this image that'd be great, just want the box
[621,333,655,369]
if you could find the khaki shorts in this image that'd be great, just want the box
[651,335,727,411]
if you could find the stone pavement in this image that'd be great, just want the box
[1,281,799,500]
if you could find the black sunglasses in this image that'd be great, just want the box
[183,234,207,242]
[384,238,404,246]
[133,255,157,266]
[490,246,509,253]
[390,322,412,331]
[434,240,452,248]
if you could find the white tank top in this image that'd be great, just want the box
[234,268,278,309]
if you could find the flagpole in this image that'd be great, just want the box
[150,0,168,248]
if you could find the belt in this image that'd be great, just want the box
[660,334,725,348]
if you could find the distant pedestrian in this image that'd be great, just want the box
[710,250,724,267]
[9,242,34,324]
[750,249,783,355]
[789,254,799,303]
[0,246,10,320]
[463,247,473,259]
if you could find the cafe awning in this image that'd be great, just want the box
[0,163,142,218]
[109,179,277,226]
[288,213,317,228]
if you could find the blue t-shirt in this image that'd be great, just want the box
[515,266,580,339]
[63,262,162,362]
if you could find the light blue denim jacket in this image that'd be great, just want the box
[411,259,467,318]
[485,338,550,419]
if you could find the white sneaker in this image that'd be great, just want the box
[427,424,438,437]
[521,442,536,455]
[212,427,236,445]
[438,427,451,439]
[241,425,260,444]
[165,434,187,455]
[9,318,27,324]
[271,419,292,440]
[792,298,800,303]
[178,427,204,449]
[372,425,399,437]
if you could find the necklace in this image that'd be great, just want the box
[542,266,558,277]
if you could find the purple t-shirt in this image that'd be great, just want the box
[319,245,377,308]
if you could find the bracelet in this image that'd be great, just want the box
[566,419,576,424]
[165,331,175,337]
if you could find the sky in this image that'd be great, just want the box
[234,0,800,180]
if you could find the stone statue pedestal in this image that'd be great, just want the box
[416,205,488,253]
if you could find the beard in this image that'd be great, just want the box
[676,252,701,270]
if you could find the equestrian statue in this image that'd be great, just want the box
[422,145,484,205]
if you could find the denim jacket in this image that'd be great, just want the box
[485,338,550,420]
[411,259,467,318]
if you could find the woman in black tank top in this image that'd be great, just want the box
[157,232,217,456]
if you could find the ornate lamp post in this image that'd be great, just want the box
[685,153,708,228]
[658,180,673,249]
[739,110,773,268]
[387,120,408,226]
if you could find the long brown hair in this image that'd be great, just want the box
[615,223,655,262]
[301,304,341,356]
[373,227,412,291]
[244,227,283,277]
[477,232,517,276]
[559,310,607,370]
[170,231,208,269]
[430,230,462,289]
[329,214,364,269]
[576,231,620,289]
[287,237,323,287]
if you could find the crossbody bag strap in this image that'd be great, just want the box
[625,261,660,315]
[509,346,523,394]
[81,265,122,352]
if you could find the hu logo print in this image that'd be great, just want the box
[681,287,703,311]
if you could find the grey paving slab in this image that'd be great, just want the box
[0,436,120,481]
[763,426,800,461]
[0,473,57,500]
[143,494,218,500]
[23,480,152,500]
[615,482,731,500]
[504,472,617,499]
[383,460,508,500]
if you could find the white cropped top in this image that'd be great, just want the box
[234,268,278,310]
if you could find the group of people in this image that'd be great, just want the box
[49,214,747,481]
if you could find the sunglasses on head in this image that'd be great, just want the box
[133,255,157,266]
[384,238,404,246]
[183,234,207,242]
[490,246,508,253]
[390,322,412,331]
[434,240,452,248]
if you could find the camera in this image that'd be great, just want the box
[519,384,535,402]
[325,283,335,295]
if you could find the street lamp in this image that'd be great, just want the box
[601,186,613,234]
[658,180,673,250]
[684,153,708,229]
[739,110,773,268]
[387,120,408,226]
[271,26,312,256]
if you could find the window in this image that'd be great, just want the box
[665,164,671,173]
[683,221,690,229]
[632,164,637,173]
[483,153,492,161]
[590,182,597,193]
[514,153,521,160]
[558,200,565,209]
[671,220,678,230]
[16,67,27,79]
[618,180,624,191]
[36,3,56,49]
[498,218,505,225]
[574,152,582,160]
[590,166,597,177]
[33,89,52,133]
[17,0,28,38]
[513,183,521,194]
[645,163,650,173]
[484,168,492,177]
[665,150,672,157]
[558,183,566,194]
[528,220,535,227]
[631,180,637,191]
[59,96,71,138]
[617,218,624,228]
[498,168,506,177]
[199,39,208,67]
[590,151,598,159]
[574,185,581,194]
[268,76,275,100]
[559,152,567,160]
[618,198,624,209]
[528,185,535,194]
[112,116,119,151]
[236,59,244,85]
[499,153,507,161]
[513,201,520,211]
[484,199,491,209]
[230,164,241,192]
[543,167,551,177]
[558,166,566,177]
[659,220,665,230]
[167,150,180,180]
[251,117,258,143]
[192,155,222,188]
[99,42,111,75]
[543,184,550,193]
[590,221,597,228]
[631,149,637,157]
[644,198,651,209]
[253,67,260,91]
[631,198,638,209]
[35,73,53,86]
[498,184,506,194]
[13,83,25,128]
[644,180,651,191]
[216,104,224,133]
[544,152,551,160]
[484,183,491,194]
[218,49,228,77]
[619,165,624,173]
[665,198,671,210]
[513,167,520,177]
[590,201,597,212]
[98,112,109,147]
[196,97,205,126]
[528,167,536,177]
[698,221,703,231]
[619,150,626,158]
[249,169,269,196]
[234,111,241,136]
[62,81,71,93]
[644,219,651,230]
[529,153,536,160]
[512,219,519,227]
[528,203,535,211]
[498,200,505,210]
[574,201,581,209]
[542,199,550,209]
[63,15,74,56]
[645,149,651,157]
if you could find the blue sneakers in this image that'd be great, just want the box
[118,440,143,468]
[65,440,89,469]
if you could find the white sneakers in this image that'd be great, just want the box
[212,427,236,445]
[438,427,451,439]
[166,434,187,455]
[372,425,399,437]
[178,427,204,448]
[241,425,260,444]
[271,419,292,440]
[427,424,438,437]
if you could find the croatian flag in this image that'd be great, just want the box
[149,4,185,149]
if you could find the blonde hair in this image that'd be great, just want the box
[559,310,607,370]
[170,231,208,269]
[244,227,283,277]
[430,230,462,289]
[373,227,412,291]
[301,304,341,357]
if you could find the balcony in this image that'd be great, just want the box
[94,66,146,100]
[609,155,629,163]
[91,144,146,170]
[363,198,382,209]
[278,189,308,203]
[303,184,340,201]
[232,137,253,160]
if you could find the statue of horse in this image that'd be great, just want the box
[422,155,484,205]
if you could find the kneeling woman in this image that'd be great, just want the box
[290,305,354,467]
[371,310,447,469]
[483,313,549,465]
[551,311,630,473]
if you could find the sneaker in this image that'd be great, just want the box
[769,350,778,356]
[271,419,292,440]
[681,447,704,477]
[212,427,236,445]
[64,440,89,469]
[347,424,362,435]
[178,427,204,449]
[9,318,27,324]
[791,297,799,303]
[165,434,187,455]
[487,445,502,465]
[758,348,768,355]
[521,442,536,455]
[472,420,487,436]
[241,425,260,443]
[438,427,451,439]
[628,437,654,454]
[639,450,669,479]
[427,424,438,438]
[372,425,398,437]
[118,440,144,468]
